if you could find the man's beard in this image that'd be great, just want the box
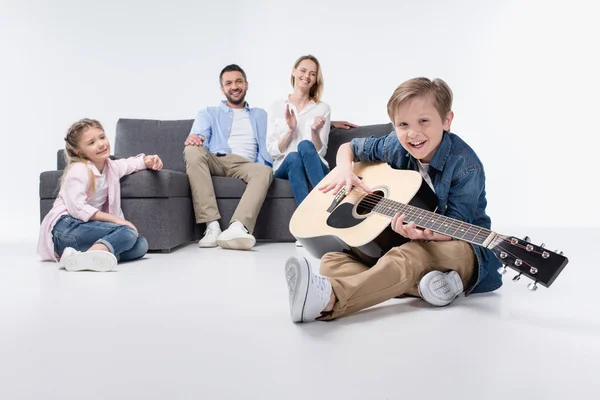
[225,90,246,105]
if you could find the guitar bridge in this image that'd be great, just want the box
[327,187,347,213]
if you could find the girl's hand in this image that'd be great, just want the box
[144,155,163,170]
[311,116,326,131]
[114,218,138,234]
[285,104,297,132]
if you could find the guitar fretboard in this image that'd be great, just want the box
[371,196,494,246]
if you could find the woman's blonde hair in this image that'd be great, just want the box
[387,77,453,122]
[59,118,104,195]
[290,54,324,103]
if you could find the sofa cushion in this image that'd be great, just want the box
[115,119,193,173]
[324,123,393,168]
[120,170,190,198]
[39,169,191,199]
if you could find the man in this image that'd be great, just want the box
[183,64,273,251]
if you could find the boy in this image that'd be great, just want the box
[284,77,503,323]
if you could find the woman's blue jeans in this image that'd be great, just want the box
[274,140,329,205]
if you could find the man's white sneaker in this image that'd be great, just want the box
[418,270,464,306]
[284,256,332,323]
[59,247,117,272]
[216,221,256,250]
[198,223,221,248]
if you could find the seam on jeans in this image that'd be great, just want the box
[54,231,80,253]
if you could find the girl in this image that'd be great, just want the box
[266,55,332,209]
[37,118,163,272]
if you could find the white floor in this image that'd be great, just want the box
[1,228,599,400]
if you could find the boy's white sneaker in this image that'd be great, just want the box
[284,256,332,323]
[216,221,256,250]
[198,223,221,248]
[59,247,117,272]
[418,270,464,306]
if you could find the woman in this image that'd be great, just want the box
[266,55,332,210]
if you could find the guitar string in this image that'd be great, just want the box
[333,190,549,256]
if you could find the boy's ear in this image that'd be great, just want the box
[443,111,454,131]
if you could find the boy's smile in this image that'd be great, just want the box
[393,95,453,163]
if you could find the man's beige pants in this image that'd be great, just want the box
[319,240,477,320]
[183,145,273,234]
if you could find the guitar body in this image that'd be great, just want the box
[289,162,438,264]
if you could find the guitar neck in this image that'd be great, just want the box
[371,197,496,247]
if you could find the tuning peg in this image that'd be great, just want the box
[527,282,538,291]
[523,235,531,243]
[512,273,522,282]
[559,251,563,256]
[540,243,546,248]
[497,265,508,275]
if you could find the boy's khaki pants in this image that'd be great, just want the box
[319,240,476,320]
[183,145,273,234]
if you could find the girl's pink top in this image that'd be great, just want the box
[37,154,147,261]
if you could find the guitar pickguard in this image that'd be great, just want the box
[326,203,363,229]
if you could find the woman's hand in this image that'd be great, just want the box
[311,115,326,132]
[285,104,297,132]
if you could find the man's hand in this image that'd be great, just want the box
[144,155,163,170]
[331,120,359,130]
[318,165,372,195]
[391,213,451,241]
[185,134,205,146]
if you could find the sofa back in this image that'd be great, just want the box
[115,119,194,172]
[112,118,394,172]
[324,123,393,169]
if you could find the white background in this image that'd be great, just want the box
[1,0,598,243]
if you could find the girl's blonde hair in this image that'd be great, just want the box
[290,55,324,103]
[59,118,104,195]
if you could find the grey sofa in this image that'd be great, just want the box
[39,119,393,251]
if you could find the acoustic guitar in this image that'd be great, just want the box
[289,162,568,291]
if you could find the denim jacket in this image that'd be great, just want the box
[190,101,273,167]
[350,130,502,295]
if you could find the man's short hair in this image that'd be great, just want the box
[219,64,247,86]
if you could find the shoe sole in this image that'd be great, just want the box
[198,241,218,248]
[418,271,463,306]
[61,251,117,272]
[217,237,255,250]
[285,257,310,323]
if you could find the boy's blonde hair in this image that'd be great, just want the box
[290,54,324,103]
[59,118,104,195]
[387,77,453,122]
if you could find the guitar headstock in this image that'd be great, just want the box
[490,235,568,291]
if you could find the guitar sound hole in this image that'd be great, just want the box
[356,190,385,216]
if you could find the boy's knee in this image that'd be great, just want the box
[319,252,345,275]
